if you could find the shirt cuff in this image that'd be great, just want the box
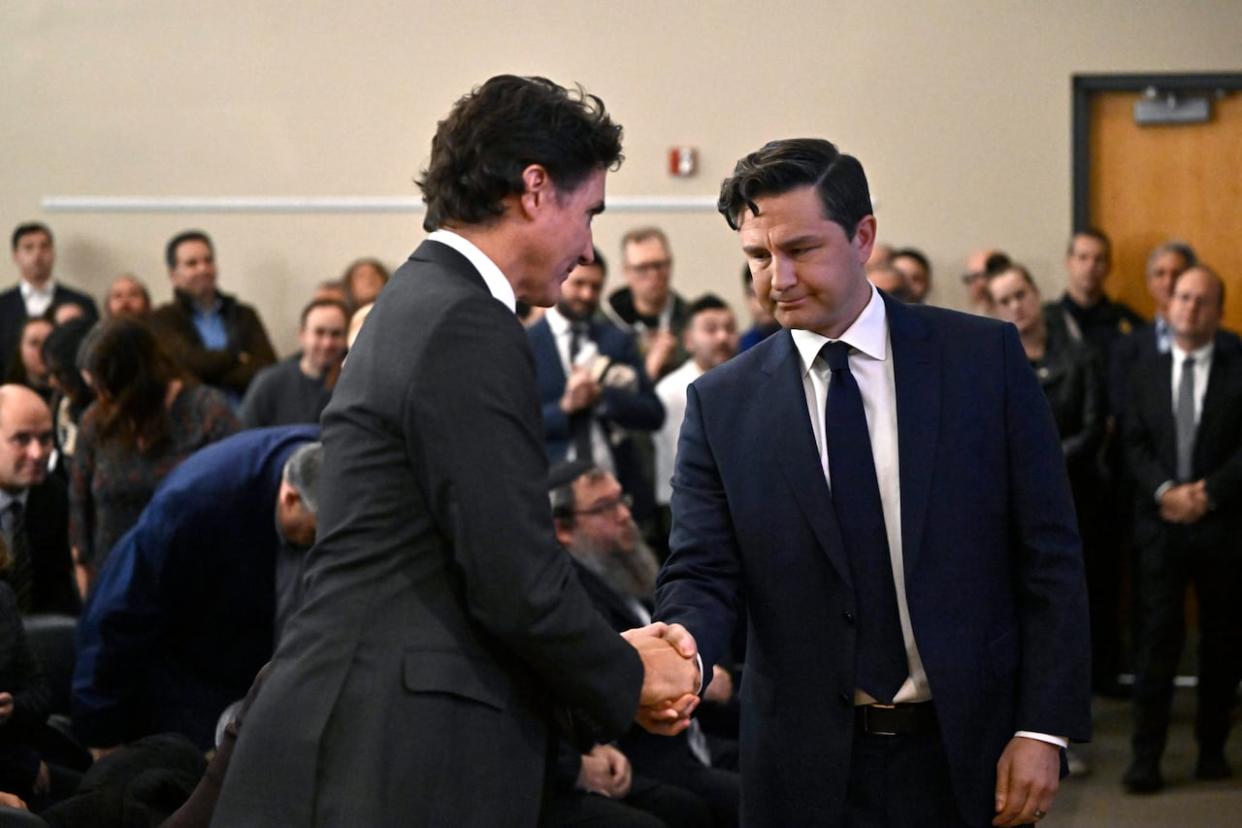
[696,654,705,695]
[1154,480,1176,503]
[1015,731,1069,749]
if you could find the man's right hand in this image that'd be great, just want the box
[577,744,632,798]
[1160,481,1209,524]
[622,622,699,705]
[644,330,679,380]
[0,791,26,810]
[560,368,602,414]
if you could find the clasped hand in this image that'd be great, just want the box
[1160,480,1209,524]
[621,622,700,736]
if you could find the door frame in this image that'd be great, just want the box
[1070,72,1242,231]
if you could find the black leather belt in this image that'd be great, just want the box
[855,703,937,736]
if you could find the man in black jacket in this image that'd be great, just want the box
[212,76,698,828]
[0,385,77,616]
[1123,264,1242,793]
[1,224,98,378]
[148,231,276,403]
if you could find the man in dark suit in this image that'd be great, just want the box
[147,230,277,403]
[529,250,664,522]
[211,76,699,828]
[0,385,77,616]
[2,224,99,377]
[1121,264,1242,793]
[654,139,1091,827]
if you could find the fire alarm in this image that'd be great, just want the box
[668,147,698,177]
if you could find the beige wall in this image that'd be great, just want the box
[3,1,1239,352]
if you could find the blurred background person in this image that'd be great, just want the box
[104,274,152,319]
[738,265,778,353]
[605,227,688,382]
[962,248,1009,317]
[340,258,389,310]
[891,247,932,304]
[4,318,55,404]
[71,319,239,585]
[865,261,912,302]
[240,299,348,429]
[40,319,97,482]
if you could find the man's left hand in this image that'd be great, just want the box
[993,737,1060,826]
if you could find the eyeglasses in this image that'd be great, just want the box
[575,493,634,517]
[960,270,986,285]
[625,259,672,275]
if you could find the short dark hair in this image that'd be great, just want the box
[686,293,731,325]
[717,138,872,238]
[417,75,624,232]
[892,247,931,275]
[11,222,52,251]
[1068,228,1111,257]
[42,317,95,408]
[300,298,350,328]
[166,230,213,269]
[741,263,754,289]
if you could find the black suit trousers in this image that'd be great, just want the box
[1132,517,1242,757]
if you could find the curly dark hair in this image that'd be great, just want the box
[417,75,624,232]
[717,138,872,239]
[78,318,187,451]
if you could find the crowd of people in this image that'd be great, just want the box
[0,189,1235,825]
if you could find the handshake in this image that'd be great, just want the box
[621,622,701,736]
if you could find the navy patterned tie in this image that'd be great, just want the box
[821,341,907,703]
[7,501,34,614]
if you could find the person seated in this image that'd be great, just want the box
[0,386,77,617]
[0,581,79,810]
[549,462,739,827]
[4,319,54,405]
[103,274,151,319]
[239,299,348,428]
[70,319,239,583]
[340,258,389,309]
[72,428,321,756]
[147,230,276,404]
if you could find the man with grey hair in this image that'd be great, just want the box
[72,426,320,755]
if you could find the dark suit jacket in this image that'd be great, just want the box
[72,426,318,751]
[656,297,1092,827]
[529,316,664,518]
[1124,344,1242,545]
[211,240,644,828]
[5,476,79,616]
[147,290,276,395]
[1111,323,1242,425]
[0,283,99,377]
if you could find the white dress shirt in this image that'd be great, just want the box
[790,285,1065,748]
[543,306,615,477]
[20,279,56,318]
[653,359,705,506]
[426,229,516,313]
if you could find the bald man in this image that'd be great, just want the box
[0,385,77,615]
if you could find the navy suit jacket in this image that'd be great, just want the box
[72,425,318,751]
[656,296,1091,826]
[529,315,664,517]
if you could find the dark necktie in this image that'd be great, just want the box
[821,341,907,703]
[7,501,34,614]
[568,322,594,462]
[1176,356,1196,482]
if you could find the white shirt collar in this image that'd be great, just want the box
[1171,338,1213,365]
[0,487,30,512]
[426,229,516,313]
[19,279,55,301]
[790,284,889,376]
[545,305,571,336]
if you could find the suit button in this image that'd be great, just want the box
[843,610,855,625]
[839,692,852,706]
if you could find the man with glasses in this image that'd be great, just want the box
[605,227,689,381]
[960,248,1010,317]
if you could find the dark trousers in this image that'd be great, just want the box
[1071,464,1124,691]
[540,774,713,828]
[1131,519,1242,760]
[846,716,969,828]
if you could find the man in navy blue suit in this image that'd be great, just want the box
[655,139,1091,827]
[529,249,664,521]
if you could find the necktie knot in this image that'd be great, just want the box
[1183,355,1196,371]
[820,341,851,372]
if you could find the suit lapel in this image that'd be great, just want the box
[1149,353,1176,473]
[528,318,566,388]
[886,298,939,579]
[759,331,852,585]
[1195,348,1231,467]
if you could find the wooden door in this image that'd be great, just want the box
[1089,90,1242,329]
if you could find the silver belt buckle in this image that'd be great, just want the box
[867,703,898,736]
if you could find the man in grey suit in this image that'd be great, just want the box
[210,76,698,827]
